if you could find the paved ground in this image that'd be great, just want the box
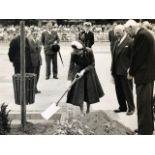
[0,42,138,131]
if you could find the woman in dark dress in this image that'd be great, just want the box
[66,41,104,114]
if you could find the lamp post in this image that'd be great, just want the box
[20,21,26,129]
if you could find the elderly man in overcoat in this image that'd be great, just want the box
[126,20,155,135]
[8,32,32,74]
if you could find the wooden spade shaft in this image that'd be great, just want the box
[56,74,83,106]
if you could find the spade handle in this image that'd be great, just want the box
[56,74,84,106]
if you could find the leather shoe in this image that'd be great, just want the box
[134,129,153,135]
[114,109,126,113]
[134,129,138,133]
[134,129,141,135]
[35,90,41,94]
[126,109,135,115]
[46,76,50,80]
[53,76,59,79]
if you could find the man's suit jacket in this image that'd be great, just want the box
[28,36,42,67]
[109,29,117,52]
[129,28,155,85]
[41,30,60,55]
[8,35,32,68]
[79,31,94,48]
[111,35,133,76]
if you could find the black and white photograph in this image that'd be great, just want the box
[1,0,155,155]
[0,19,155,135]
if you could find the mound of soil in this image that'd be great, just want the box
[8,110,134,135]
[80,111,133,135]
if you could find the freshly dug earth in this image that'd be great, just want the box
[9,110,134,135]
[81,111,133,135]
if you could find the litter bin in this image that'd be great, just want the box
[12,73,37,105]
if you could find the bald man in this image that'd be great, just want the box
[142,21,155,38]
[111,24,135,115]
[142,21,152,30]
[126,20,155,135]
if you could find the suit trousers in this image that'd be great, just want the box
[114,75,135,111]
[14,63,20,74]
[45,53,58,77]
[14,63,32,74]
[136,82,154,135]
[33,65,41,90]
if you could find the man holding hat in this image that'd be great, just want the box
[79,22,94,48]
[41,21,60,80]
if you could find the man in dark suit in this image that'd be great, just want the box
[111,25,135,115]
[109,22,117,52]
[41,22,60,80]
[28,30,42,94]
[79,22,94,48]
[8,32,32,74]
[126,20,155,135]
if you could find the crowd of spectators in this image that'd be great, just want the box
[0,23,112,43]
[0,25,18,42]
[1,22,155,43]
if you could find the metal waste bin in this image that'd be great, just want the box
[12,73,37,105]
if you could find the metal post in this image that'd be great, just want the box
[20,21,26,129]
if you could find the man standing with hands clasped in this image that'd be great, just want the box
[79,22,94,48]
[125,20,155,135]
[111,24,135,115]
[28,29,42,94]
